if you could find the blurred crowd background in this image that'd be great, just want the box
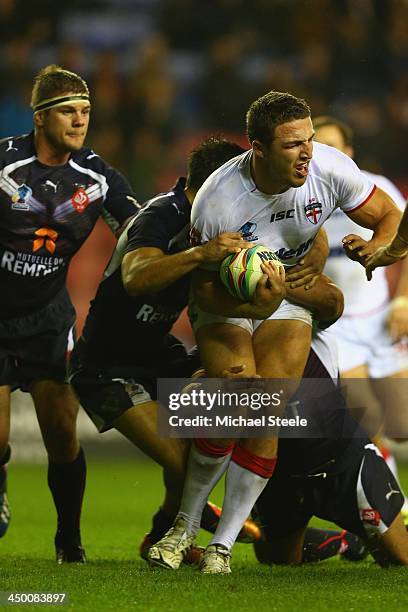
[1,0,408,335]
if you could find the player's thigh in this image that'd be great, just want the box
[30,380,79,428]
[113,401,188,478]
[0,385,11,453]
[245,320,311,456]
[370,369,408,440]
[195,322,256,377]
[252,319,312,378]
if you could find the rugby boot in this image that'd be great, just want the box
[55,533,86,564]
[140,532,204,565]
[148,518,195,569]
[199,544,232,574]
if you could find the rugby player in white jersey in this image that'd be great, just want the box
[148,91,402,574]
[314,116,408,491]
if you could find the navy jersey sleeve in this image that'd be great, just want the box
[102,166,140,232]
[124,199,190,255]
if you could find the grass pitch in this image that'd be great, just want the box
[1,459,408,611]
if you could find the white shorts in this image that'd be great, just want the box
[329,304,408,378]
[188,299,312,334]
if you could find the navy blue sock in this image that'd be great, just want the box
[48,447,86,547]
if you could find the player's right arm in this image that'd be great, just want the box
[192,264,286,319]
[365,203,408,279]
[122,232,248,296]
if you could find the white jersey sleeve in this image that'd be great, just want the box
[362,170,406,211]
[323,148,376,213]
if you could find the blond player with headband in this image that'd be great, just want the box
[0,65,138,561]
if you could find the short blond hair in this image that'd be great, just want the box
[30,64,89,110]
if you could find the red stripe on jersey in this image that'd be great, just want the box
[346,184,377,214]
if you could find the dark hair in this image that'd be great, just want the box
[31,64,89,109]
[186,136,245,190]
[313,115,354,147]
[246,91,311,145]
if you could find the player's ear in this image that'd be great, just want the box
[252,140,266,159]
[33,111,44,128]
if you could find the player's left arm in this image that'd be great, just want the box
[342,187,402,262]
[102,166,141,234]
[365,202,408,279]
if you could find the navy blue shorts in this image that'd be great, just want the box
[0,288,75,390]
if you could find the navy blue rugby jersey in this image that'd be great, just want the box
[78,178,192,367]
[0,132,138,318]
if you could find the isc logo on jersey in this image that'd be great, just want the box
[270,209,295,223]
[220,244,284,301]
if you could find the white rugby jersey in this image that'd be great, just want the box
[324,170,406,316]
[191,142,374,271]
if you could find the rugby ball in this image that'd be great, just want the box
[220,244,284,301]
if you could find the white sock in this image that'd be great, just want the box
[177,445,231,535]
[209,461,269,551]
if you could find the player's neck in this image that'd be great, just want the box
[34,133,71,166]
[251,157,289,195]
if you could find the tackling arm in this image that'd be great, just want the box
[122,232,249,296]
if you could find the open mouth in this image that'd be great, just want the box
[295,162,309,178]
